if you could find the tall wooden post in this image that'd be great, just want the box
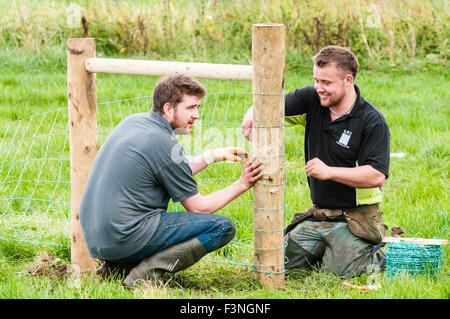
[67,38,98,272]
[252,24,286,289]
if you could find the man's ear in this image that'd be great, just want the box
[344,73,354,87]
[162,102,174,118]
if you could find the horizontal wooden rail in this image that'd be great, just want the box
[85,58,252,81]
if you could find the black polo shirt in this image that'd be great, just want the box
[285,85,390,209]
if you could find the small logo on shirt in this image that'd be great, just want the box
[337,130,352,148]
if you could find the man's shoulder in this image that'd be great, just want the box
[358,97,389,127]
[121,112,155,128]
[289,85,317,100]
[285,85,318,117]
[124,112,174,138]
[109,113,178,160]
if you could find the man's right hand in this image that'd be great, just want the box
[241,106,254,140]
[238,155,263,189]
[181,155,263,214]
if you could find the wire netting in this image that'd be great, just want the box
[0,92,306,271]
[0,108,71,247]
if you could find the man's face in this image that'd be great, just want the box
[170,94,201,135]
[313,63,350,108]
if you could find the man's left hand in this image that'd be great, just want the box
[305,157,332,180]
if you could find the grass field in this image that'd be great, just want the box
[0,45,449,299]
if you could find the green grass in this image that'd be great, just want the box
[0,45,449,299]
[1,0,449,71]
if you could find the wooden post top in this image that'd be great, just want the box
[253,23,285,27]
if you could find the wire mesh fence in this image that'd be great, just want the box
[0,92,307,270]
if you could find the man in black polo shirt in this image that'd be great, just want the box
[241,46,390,277]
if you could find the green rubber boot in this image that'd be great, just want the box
[96,261,138,281]
[123,237,207,288]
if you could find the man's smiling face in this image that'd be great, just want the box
[313,62,348,108]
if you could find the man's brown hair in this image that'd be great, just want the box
[152,74,207,114]
[312,45,359,80]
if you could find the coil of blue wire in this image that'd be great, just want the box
[385,211,447,278]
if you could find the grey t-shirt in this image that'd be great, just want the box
[79,110,199,261]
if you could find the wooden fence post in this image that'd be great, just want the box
[67,38,98,272]
[66,27,286,285]
[252,23,286,289]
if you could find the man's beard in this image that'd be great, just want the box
[171,113,192,135]
[320,92,345,108]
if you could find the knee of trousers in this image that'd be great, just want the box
[203,215,236,252]
[217,215,236,245]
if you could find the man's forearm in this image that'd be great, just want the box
[305,157,385,189]
[182,180,249,214]
[329,165,385,188]
[200,180,249,213]
[188,154,209,176]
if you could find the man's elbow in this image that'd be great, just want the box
[184,203,211,214]
[192,206,214,214]
[181,194,213,214]
[373,172,386,188]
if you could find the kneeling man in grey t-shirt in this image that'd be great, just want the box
[80,75,262,288]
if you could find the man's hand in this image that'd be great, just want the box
[238,155,263,189]
[305,157,332,180]
[241,106,253,140]
[181,155,263,214]
[305,157,386,188]
[203,147,248,165]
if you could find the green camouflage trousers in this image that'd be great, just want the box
[284,220,384,278]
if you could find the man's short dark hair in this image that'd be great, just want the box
[153,74,207,114]
[312,46,359,80]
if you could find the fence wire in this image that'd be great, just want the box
[0,92,306,272]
